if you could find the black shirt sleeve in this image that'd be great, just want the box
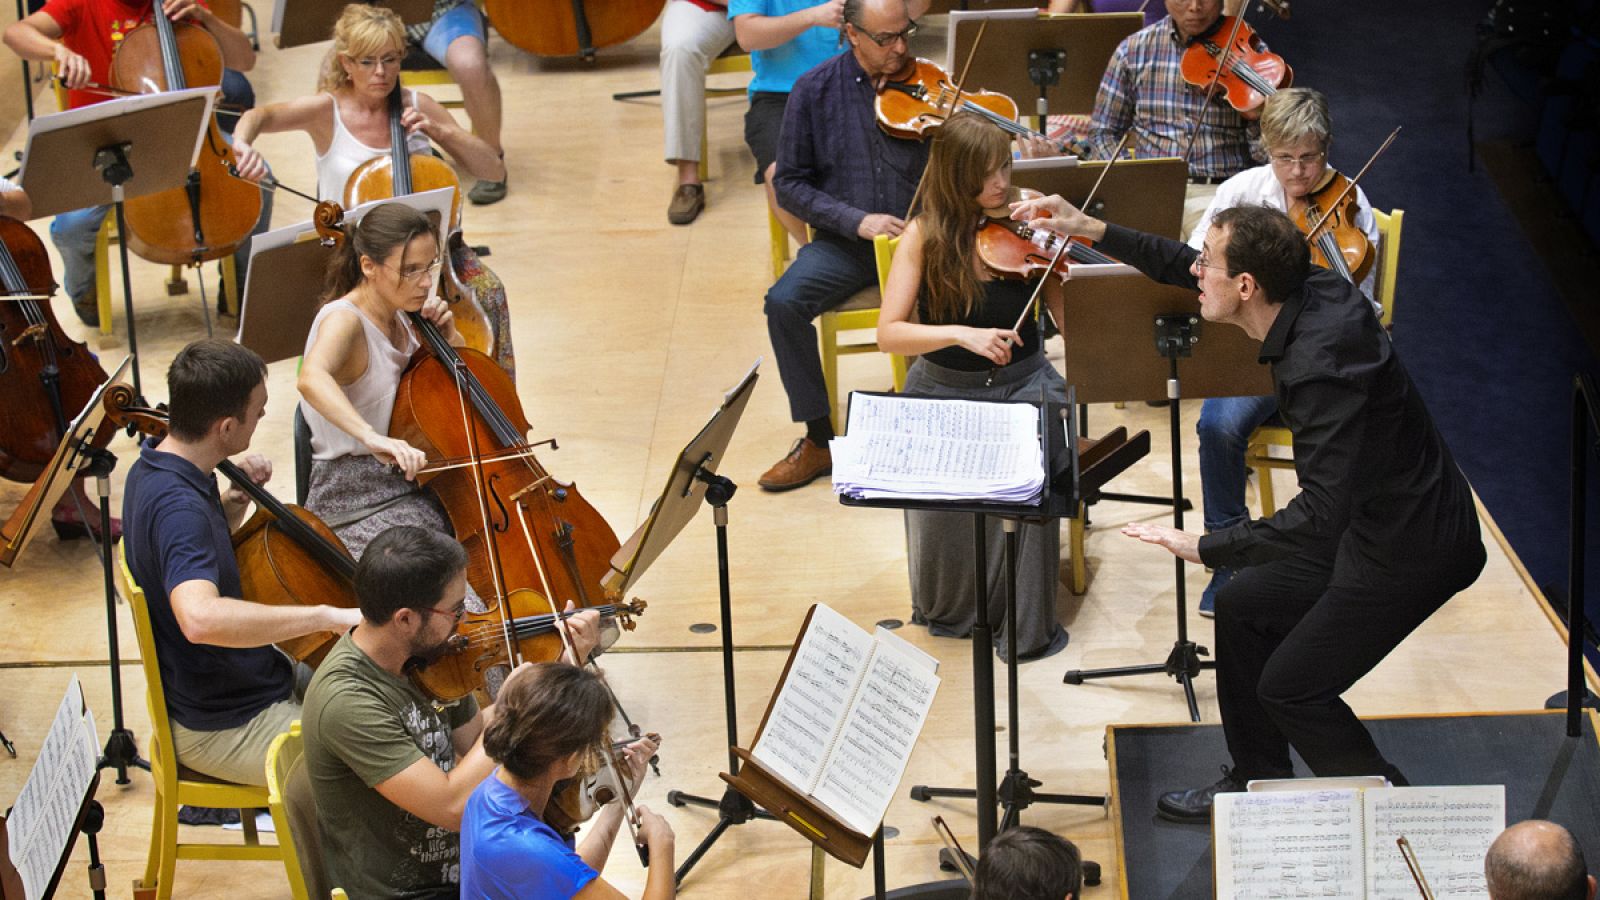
[1093,222,1202,291]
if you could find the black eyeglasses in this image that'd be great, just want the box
[852,19,919,47]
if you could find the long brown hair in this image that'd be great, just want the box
[322,202,439,301]
[919,112,1012,324]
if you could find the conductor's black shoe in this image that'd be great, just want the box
[1156,766,1248,823]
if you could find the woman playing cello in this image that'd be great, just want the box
[876,112,1070,662]
[229,3,514,374]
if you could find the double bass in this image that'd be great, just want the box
[484,0,663,61]
[344,84,497,362]
[113,2,262,266]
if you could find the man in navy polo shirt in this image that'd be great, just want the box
[122,339,361,786]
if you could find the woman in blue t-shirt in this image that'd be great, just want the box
[460,663,673,900]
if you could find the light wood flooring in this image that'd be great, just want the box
[0,15,1586,899]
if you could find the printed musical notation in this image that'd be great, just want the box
[831,394,1045,503]
[1367,786,1503,899]
[5,675,100,900]
[1216,790,1365,900]
[753,604,873,793]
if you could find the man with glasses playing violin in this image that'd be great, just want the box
[1086,0,1267,237]
[1186,87,1380,617]
[302,524,607,899]
[759,0,1067,491]
[122,339,361,787]
[3,0,268,327]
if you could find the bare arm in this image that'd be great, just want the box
[372,715,496,831]
[297,310,430,480]
[168,578,359,647]
[3,11,94,90]
[876,222,1021,365]
[732,0,841,52]
[409,92,505,182]
[0,188,33,220]
[231,94,336,180]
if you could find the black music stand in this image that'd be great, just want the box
[612,362,779,889]
[1055,273,1269,720]
[272,0,434,48]
[20,89,216,402]
[945,11,1141,124]
[838,392,1106,890]
[1,677,106,900]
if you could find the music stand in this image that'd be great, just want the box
[1012,156,1190,240]
[1,677,106,900]
[272,0,434,48]
[609,362,778,889]
[924,0,1043,14]
[1056,274,1269,720]
[237,187,454,364]
[945,11,1141,123]
[20,89,217,402]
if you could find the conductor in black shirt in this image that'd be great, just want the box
[1010,196,1487,822]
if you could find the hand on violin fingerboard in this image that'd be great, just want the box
[557,603,603,664]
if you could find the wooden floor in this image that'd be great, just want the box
[0,16,1586,899]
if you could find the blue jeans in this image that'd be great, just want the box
[421,1,487,63]
[764,232,879,423]
[1196,394,1279,532]
[49,70,271,305]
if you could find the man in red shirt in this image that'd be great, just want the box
[4,0,263,327]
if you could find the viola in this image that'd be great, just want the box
[1292,170,1371,286]
[101,384,359,667]
[483,0,664,61]
[344,84,497,361]
[0,217,111,486]
[977,189,1120,282]
[112,2,262,266]
[1179,16,1292,119]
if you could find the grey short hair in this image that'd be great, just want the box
[1259,87,1331,152]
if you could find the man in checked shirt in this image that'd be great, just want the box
[1087,0,1268,236]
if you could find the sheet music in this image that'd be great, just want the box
[811,637,940,835]
[7,676,100,900]
[1364,786,1503,899]
[1214,790,1364,899]
[751,604,875,795]
[832,395,1045,502]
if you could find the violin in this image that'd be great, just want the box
[976,191,1120,282]
[101,383,359,667]
[113,2,262,266]
[483,0,664,61]
[344,84,497,361]
[1292,170,1371,286]
[1179,15,1292,119]
[876,59,1064,149]
[0,217,112,486]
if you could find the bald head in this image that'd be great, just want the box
[1486,821,1595,900]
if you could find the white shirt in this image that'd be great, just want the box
[1187,164,1382,314]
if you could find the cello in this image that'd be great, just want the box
[112,2,262,266]
[484,0,663,61]
[344,83,498,363]
[100,383,359,667]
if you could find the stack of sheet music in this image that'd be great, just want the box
[830,393,1044,503]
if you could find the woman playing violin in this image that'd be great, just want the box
[462,662,674,900]
[296,203,467,572]
[230,3,514,373]
[1187,87,1380,618]
[876,112,1069,662]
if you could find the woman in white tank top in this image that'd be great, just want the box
[227,4,517,376]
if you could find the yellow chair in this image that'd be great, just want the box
[1245,208,1404,514]
[698,51,753,182]
[400,67,465,109]
[117,551,283,900]
[266,723,349,900]
[818,232,909,432]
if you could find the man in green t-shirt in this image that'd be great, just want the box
[302,526,601,898]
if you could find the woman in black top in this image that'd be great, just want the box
[877,112,1069,661]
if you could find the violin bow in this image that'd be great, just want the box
[902,20,989,221]
[1396,836,1436,900]
[1303,126,1400,243]
[931,816,976,882]
[1177,12,1251,166]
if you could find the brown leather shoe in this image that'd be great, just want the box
[759,438,831,492]
[668,183,705,225]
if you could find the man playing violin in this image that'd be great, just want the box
[121,339,361,786]
[1188,87,1380,617]
[3,0,266,327]
[303,525,610,899]
[1086,0,1267,236]
[1011,195,1484,824]
[758,0,1049,491]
